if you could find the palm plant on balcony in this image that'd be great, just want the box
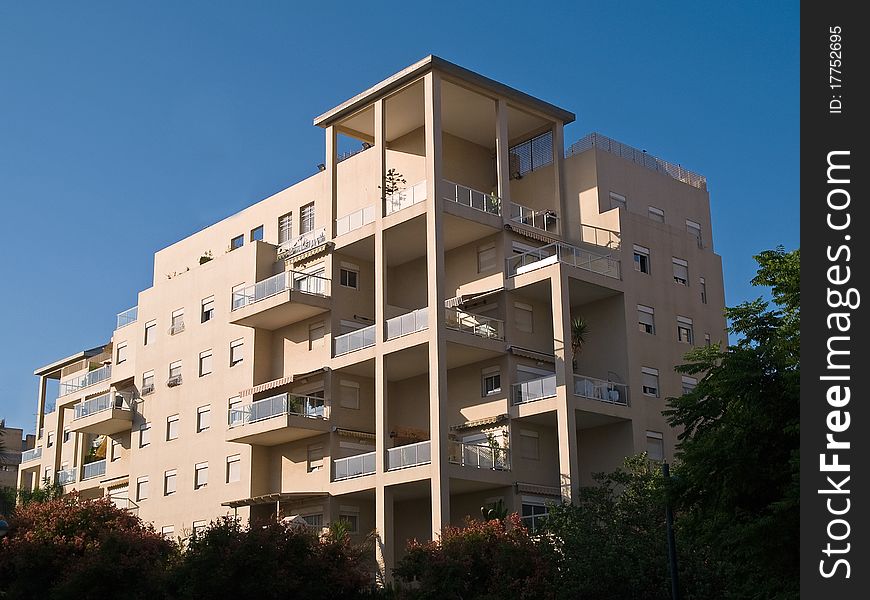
[571,316,589,374]
[380,168,406,199]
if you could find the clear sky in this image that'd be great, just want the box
[0,1,799,431]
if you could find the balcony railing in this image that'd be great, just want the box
[335,205,375,236]
[510,202,560,234]
[443,180,501,216]
[334,451,376,481]
[444,307,504,340]
[385,180,427,215]
[387,440,431,471]
[228,392,327,427]
[573,374,629,406]
[512,374,557,405]
[385,308,428,340]
[334,325,376,356]
[449,441,510,471]
[277,227,328,260]
[232,270,330,311]
[116,306,138,329]
[59,364,112,396]
[57,468,77,485]
[22,447,42,462]
[73,393,130,420]
[506,242,620,280]
[82,459,107,481]
[580,224,621,250]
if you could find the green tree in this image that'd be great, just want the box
[664,247,799,600]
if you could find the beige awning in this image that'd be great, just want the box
[444,287,504,309]
[286,242,332,265]
[506,224,558,245]
[508,346,556,363]
[516,482,561,498]
[239,367,328,397]
[450,414,509,431]
[334,427,376,441]
[222,491,329,509]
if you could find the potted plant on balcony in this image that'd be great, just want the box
[381,168,406,211]
[571,316,589,374]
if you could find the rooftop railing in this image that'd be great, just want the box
[387,440,432,471]
[509,202,560,234]
[22,447,42,462]
[73,393,130,420]
[232,270,330,311]
[449,441,510,471]
[334,325,376,357]
[334,451,376,481]
[57,468,77,485]
[386,308,429,340]
[443,180,501,216]
[337,145,371,162]
[573,374,629,406]
[82,459,107,481]
[506,242,620,280]
[512,374,557,405]
[580,224,622,250]
[277,227,328,260]
[335,205,375,236]
[385,180,427,215]
[228,392,327,427]
[59,364,112,397]
[444,307,505,340]
[116,306,138,329]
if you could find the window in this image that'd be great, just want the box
[228,396,242,426]
[686,220,702,247]
[646,431,664,461]
[250,225,264,242]
[482,368,501,396]
[168,360,182,386]
[514,302,534,333]
[648,206,665,223]
[339,381,360,409]
[47,432,55,448]
[521,499,549,533]
[339,265,359,289]
[609,191,627,210]
[144,320,156,345]
[308,323,325,351]
[139,423,151,447]
[338,513,359,534]
[136,476,149,501]
[164,470,177,495]
[201,296,215,323]
[230,235,244,251]
[197,406,211,433]
[142,370,155,394]
[642,367,660,397]
[194,462,208,489]
[111,438,121,461]
[677,316,694,344]
[166,415,179,441]
[278,212,293,244]
[637,305,655,335]
[199,350,213,377]
[307,444,324,472]
[116,341,128,364]
[170,308,184,334]
[226,454,241,483]
[700,277,707,304]
[192,520,207,535]
[44,467,51,482]
[227,339,243,366]
[681,376,698,395]
[302,513,323,528]
[518,430,539,460]
[300,202,315,233]
[672,258,689,285]
[477,244,497,273]
[63,428,71,443]
[161,525,174,539]
[704,333,712,347]
[633,245,650,274]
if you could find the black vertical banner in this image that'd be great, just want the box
[801,2,869,597]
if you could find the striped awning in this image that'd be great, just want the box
[335,428,376,441]
[444,287,503,308]
[508,346,556,363]
[239,368,328,397]
[222,491,329,509]
[516,482,562,498]
[287,242,332,265]
[450,414,509,431]
[506,223,558,245]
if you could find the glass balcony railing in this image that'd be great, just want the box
[387,440,431,471]
[277,227,328,260]
[228,392,327,427]
[57,468,77,485]
[506,242,620,280]
[443,180,501,216]
[573,375,629,406]
[334,325,376,356]
[116,306,138,329]
[512,374,557,405]
[59,364,112,397]
[22,446,42,462]
[448,441,510,471]
[580,224,621,250]
[232,270,330,311]
[385,180,427,215]
[73,393,131,420]
[385,308,428,340]
[82,459,107,481]
[444,307,504,340]
[335,205,376,236]
[334,451,376,481]
[509,202,560,234]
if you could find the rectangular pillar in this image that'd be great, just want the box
[375,485,395,584]
[551,268,580,501]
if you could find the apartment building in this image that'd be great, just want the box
[17,56,726,578]
[1,422,33,494]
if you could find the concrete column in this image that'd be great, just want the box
[36,375,47,434]
[552,122,566,235]
[423,71,450,536]
[551,267,580,501]
[374,99,386,220]
[495,98,512,226]
[324,125,338,239]
[375,485,395,584]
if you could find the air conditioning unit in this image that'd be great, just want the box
[141,384,155,396]
[166,375,183,388]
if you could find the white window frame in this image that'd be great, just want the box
[166,414,179,441]
[300,202,315,234]
[226,454,241,483]
[201,296,215,323]
[161,525,175,538]
[139,423,151,448]
[194,462,208,489]
[481,366,501,396]
[199,349,213,377]
[278,212,293,244]
[164,469,177,495]
[144,320,156,346]
[116,341,128,364]
[111,438,121,461]
[646,430,664,461]
[136,476,149,501]
[169,360,182,378]
[339,262,360,289]
[307,444,324,473]
[677,316,694,344]
[197,405,211,433]
[633,244,650,274]
[229,338,244,366]
[672,258,689,286]
[641,367,660,398]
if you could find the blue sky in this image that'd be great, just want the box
[0,1,798,431]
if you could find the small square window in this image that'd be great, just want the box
[192,520,207,535]
[139,423,151,447]
[340,268,359,289]
[161,525,175,539]
[637,305,655,335]
[307,444,324,473]
[648,206,665,223]
[300,203,315,234]
[250,225,264,242]
[226,455,241,483]
[646,431,664,461]
[144,320,156,346]
[482,370,501,396]
[677,317,694,344]
[514,302,534,333]
[230,235,244,251]
[164,470,177,495]
[642,368,659,398]
[230,339,244,366]
[197,406,211,433]
[111,438,122,461]
[194,463,208,489]
[166,415,179,441]
[673,258,689,286]
[199,350,213,377]
[339,381,360,409]
[633,245,650,275]
[201,297,215,323]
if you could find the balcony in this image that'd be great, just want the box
[385,180,427,215]
[57,468,77,486]
[335,205,375,236]
[512,374,557,405]
[385,308,428,341]
[21,446,42,463]
[334,325,376,357]
[444,307,504,340]
[59,364,112,397]
[509,202,559,234]
[573,375,629,406]
[82,459,107,481]
[387,440,431,471]
[230,270,331,330]
[449,441,510,471]
[580,224,621,250]
[226,392,330,446]
[116,306,138,329]
[277,227,328,261]
[334,451,376,481]
[506,241,620,280]
[70,392,134,435]
[443,180,501,216]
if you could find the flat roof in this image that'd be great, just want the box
[313,55,575,128]
[34,345,107,377]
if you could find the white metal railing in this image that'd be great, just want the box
[116,306,138,329]
[580,224,622,250]
[506,242,620,280]
[277,227,328,260]
[337,145,371,162]
[444,307,504,340]
[334,451,376,481]
[82,459,107,481]
[228,392,327,427]
[443,180,501,215]
[73,393,130,420]
[334,325,376,356]
[59,364,112,396]
[386,308,429,340]
[387,440,431,471]
[385,180,427,215]
[512,374,557,405]
[57,468,77,485]
[573,375,630,406]
[22,447,42,462]
[335,205,376,236]
[232,270,330,311]
[566,132,707,191]
[449,441,510,471]
[510,202,560,234]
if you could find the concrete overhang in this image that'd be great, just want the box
[33,345,107,377]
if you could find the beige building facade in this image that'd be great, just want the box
[18,56,726,577]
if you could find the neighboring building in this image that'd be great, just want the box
[18,56,726,578]
[1,421,33,492]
